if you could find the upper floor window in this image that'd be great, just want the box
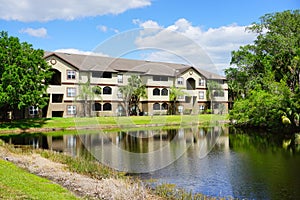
[161,88,168,96]
[103,86,112,95]
[153,75,168,81]
[117,90,123,98]
[199,79,205,86]
[213,90,224,97]
[153,88,160,96]
[177,77,183,85]
[92,71,112,78]
[67,70,76,80]
[117,74,123,83]
[67,88,76,97]
[199,91,204,99]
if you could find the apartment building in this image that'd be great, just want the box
[43,52,228,118]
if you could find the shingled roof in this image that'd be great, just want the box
[44,51,226,80]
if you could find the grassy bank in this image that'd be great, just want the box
[0,114,228,133]
[0,159,78,200]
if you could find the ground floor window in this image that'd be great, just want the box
[161,102,168,110]
[67,105,76,115]
[103,103,112,111]
[29,106,39,116]
[93,103,102,111]
[153,103,160,110]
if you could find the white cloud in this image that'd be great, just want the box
[0,0,152,22]
[97,25,119,33]
[54,48,109,57]
[19,27,48,38]
[134,18,257,74]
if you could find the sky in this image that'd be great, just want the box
[0,0,299,74]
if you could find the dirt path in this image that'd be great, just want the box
[0,147,160,200]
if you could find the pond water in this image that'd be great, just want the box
[1,126,300,199]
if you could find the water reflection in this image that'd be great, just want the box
[1,127,300,199]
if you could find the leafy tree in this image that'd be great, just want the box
[169,86,186,114]
[227,10,300,127]
[119,75,147,116]
[0,31,52,119]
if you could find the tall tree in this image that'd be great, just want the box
[119,75,147,116]
[0,31,52,119]
[227,10,300,127]
[206,80,224,113]
[169,86,186,115]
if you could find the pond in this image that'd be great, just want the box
[1,126,300,199]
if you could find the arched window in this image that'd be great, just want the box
[103,86,112,95]
[161,88,168,96]
[103,103,112,111]
[186,78,196,90]
[153,88,160,96]
[161,102,168,110]
[93,103,102,111]
[153,103,160,110]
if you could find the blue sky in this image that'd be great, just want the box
[0,0,299,74]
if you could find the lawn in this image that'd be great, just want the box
[0,159,78,200]
[0,114,228,133]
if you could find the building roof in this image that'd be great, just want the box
[44,51,226,80]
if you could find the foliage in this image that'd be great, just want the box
[119,75,147,116]
[169,86,186,114]
[206,80,224,113]
[0,31,53,119]
[226,10,300,128]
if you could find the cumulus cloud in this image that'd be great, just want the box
[54,48,109,57]
[0,0,152,22]
[19,27,48,38]
[134,18,257,74]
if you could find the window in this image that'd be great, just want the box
[67,105,76,115]
[214,103,220,109]
[117,74,123,83]
[153,103,160,110]
[92,86,102,95]
[29,106,38,115]
[213,90,224,97]
[92,71,102,78]
[153,88,160,96]
[161,102,168,110]
[67,88,76,97]
[161,88,168,96]
[199,79,205,86]
[177,77,183,85]
[199,91,204,99]
[153,75,168,81]
[52,94,63,103]
[103,86,112,95]
[103,72,112,78]
[93,103,101,111]
[67,70,76,80]
[117,90,123,98]
[199,105,205,110]
[103,103,112,111]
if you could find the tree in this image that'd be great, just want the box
[76,81,101,117]
[169,86,186,114]
[0,31,52,119]
[206,80,223,113]
[119,75,147,116]
[227,10,300,128]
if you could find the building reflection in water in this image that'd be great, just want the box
[3,126,229,173]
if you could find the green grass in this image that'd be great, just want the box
[0,114,228,133]
[0,159,78,200]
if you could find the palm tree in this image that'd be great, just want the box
[206,80,223,114]
[76,81,101,117]
[119,75,147,116]
[169,86,186,115]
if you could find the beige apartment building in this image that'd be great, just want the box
[43,52,228,118]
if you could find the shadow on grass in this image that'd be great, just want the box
[0,118,51,131]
